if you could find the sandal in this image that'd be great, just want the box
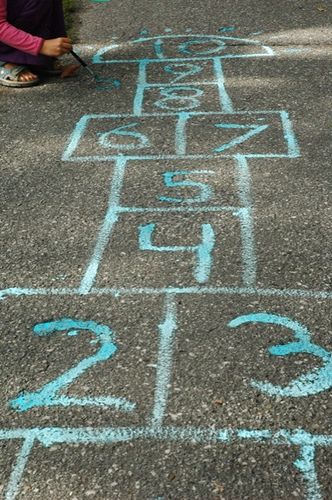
[0,65,40,87]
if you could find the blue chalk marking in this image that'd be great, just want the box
[154,86,204,111]
[218,26,237,33]
[62,111,297,162]
[63,110,291,118]
[235,156,256,286]
[146,81,217,88]
[67,329,79,336]
[94,75,121,87]
[5,436,35,500]
[294,446,322,500]
[62,114,90,161]
[1,285,332,300]
[65,152,303,162]
[0,427,331,500]
[159,170,214,204]
[92,35,274,64]
[213,122,269,153]
[237,208,257,286]
[228,313,332,397]
[95,53,275,64]
[133,60,148,116]
[132,34,263,47]
[79,157,127,293]
[10,318,135,412]
[162,62,203,83]
[97,122,150,150]
[139,29,149,36]
[154,39,165,59]
[280,110,300,158]
[282,48,310,54]
[0,426,331,447]
[235,155,251,207]
[178,38,227,56]
[139,223,215,283]
[120,206,237,213]
[213,57,234,113]
[237,429,272,440]
[0,287,79,301]
[175,112,189,155]
[150,294,177,426]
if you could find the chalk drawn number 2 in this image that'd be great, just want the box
[10,318,135,412]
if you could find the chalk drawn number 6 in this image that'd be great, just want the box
[10,318,135,412]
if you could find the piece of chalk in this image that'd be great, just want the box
[70,50,96,79]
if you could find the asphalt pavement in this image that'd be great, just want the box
[0,0,331,498]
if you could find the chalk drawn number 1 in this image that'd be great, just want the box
[10,318,135,412]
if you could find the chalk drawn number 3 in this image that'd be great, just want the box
[10,318,135,412]
[229,312,332,397]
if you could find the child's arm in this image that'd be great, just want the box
[0,0,72,57]
[0,0,43,55]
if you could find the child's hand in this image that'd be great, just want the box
[40,37,73,57]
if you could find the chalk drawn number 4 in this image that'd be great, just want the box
[10,318,135,412]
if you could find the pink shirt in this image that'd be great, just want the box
[0,0,44,55]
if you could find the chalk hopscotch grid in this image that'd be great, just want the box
[0,34,331,500]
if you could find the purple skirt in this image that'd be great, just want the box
[0,0,66,66]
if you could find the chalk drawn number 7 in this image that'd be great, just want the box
[10,318,135,412]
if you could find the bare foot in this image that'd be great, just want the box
[4,63,38,82]
[60,63,80,78]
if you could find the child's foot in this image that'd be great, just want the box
[37,60,80,78]
[0,63,39,87]
[4,63,38,82]
[60,63,80,78]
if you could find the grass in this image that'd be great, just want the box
[63,0,79,38]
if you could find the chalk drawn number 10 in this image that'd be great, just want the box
[10,318,135,413]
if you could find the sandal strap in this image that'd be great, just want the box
[0,65,29,80]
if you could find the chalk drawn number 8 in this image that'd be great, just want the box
[154,86,203,111]
[10,318,135,412]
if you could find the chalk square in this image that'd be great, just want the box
[95,211,245,289]
[0,295,163,429]
[62,114,177,162]
[19,440,304,499]
[144,59,215,85]
[185,111,299,158]
[165,294,332,435]
[119,158,242,209]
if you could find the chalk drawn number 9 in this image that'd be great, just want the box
[10,318,135,412]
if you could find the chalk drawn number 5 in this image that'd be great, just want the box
[10,318,135,412]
